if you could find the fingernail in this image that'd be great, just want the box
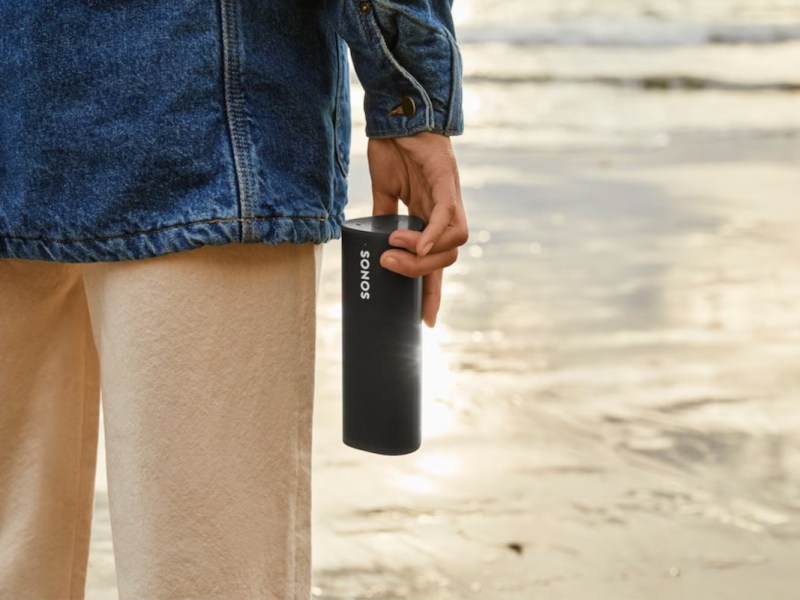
[383,256,398,268]
[421,242,433,256]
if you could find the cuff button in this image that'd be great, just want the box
[358,2,371,14]
[389,95,417,118]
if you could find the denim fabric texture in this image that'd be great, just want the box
[0,0,463,263]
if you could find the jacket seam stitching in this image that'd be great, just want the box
[219,0,257,242]
[442,27,460,133]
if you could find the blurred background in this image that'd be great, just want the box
[88,1,800,597]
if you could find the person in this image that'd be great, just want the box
[0,1,468,599]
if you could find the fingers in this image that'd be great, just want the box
[415,153,468,257]
[388,226,468,258]
[372,188,398,217]
[414,165,461,256]
[379,247,445,327]
[380,246,458,278]
[422,269,443,328]
[368,133,466,329]
[367,138,404,216]
[415,200,452,256]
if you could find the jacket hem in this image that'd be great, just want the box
[0,213,344,263]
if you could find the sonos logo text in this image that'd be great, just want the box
[359,249,371,300]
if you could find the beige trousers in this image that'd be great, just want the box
[0,241,323,600]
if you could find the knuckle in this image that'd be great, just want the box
[405,259,423,278]
[401,260,419,276]
[445,248,458,267]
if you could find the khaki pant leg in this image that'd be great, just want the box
[0,259,101,600]
[81,242,322,600]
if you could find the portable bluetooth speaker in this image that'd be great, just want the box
[341,214,425,455]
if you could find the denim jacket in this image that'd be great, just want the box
[0,0,463,263]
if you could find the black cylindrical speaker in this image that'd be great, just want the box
[341,214,425,455]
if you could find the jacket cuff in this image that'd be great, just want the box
[330,0,464,138]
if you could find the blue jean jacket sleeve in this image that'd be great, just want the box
[328,0,464,139]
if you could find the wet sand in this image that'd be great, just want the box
[87,135,800,598]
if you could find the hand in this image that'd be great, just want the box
[367,131,469,328]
